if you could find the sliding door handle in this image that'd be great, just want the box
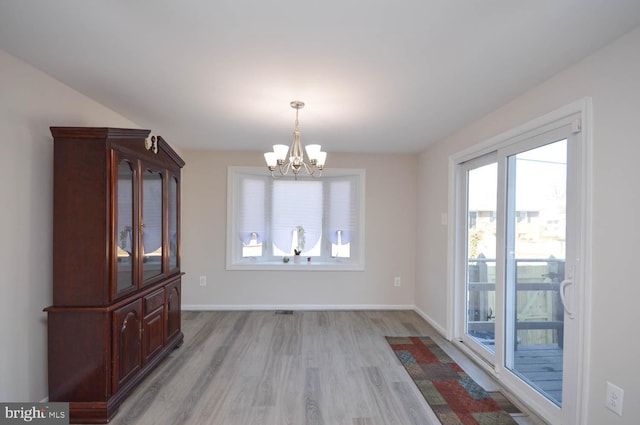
[559,279,574,319]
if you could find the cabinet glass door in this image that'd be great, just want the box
[168,175,179,271]
[142,167,164,282]
[116,159,135,294]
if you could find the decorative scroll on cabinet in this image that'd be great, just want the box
[45,127,185,423]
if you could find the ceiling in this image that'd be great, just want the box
[1,1,640,154]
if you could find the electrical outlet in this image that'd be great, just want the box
[393,277,401,287]
[199,276,207,286]
[605,381,623,416]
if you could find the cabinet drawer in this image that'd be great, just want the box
[144,289,165,315]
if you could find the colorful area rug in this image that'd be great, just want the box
[386,336,519,425]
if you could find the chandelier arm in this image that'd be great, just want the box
[270,170,283,179]
[279,160,291,176]
[307,164,323,178]
[303,161,319,176]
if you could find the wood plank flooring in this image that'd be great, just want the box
[514,344,563,404]
[109,310,547,425]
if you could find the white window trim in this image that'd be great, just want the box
[226,166,366,271]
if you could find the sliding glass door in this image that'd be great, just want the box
[462,155,498,362]
[457,109,586,425]
[504,139,567,407]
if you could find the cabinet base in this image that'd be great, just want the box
[65,332,184,424]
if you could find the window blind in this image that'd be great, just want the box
[325,176,358,244]
[238,176,266,244]
[271,179,323,254]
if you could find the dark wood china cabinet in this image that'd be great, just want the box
[45,127,185,423]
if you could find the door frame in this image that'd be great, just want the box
[446,98,593,425]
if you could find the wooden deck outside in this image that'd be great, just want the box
[513,344,563,404]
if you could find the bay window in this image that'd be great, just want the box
[227,167,365,270]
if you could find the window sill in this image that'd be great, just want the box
[226,259,364,271]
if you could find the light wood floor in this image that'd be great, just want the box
[110,310,547,425]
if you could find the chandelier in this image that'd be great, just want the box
[264,101,327,179]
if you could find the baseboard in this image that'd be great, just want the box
[412,306,449,338]
[181,304,415,311]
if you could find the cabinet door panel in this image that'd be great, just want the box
[166,280,181,340]
[114,155,137,298]
[112,300,142,392]
[168,174,180,272]
[143,288,165,363]
[143,309,165,363]
[141,166,164,283]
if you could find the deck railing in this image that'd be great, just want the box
[467,256,565,348]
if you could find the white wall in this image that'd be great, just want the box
[180,151,418,309]
[0,49,138,402]
[416,27,640,424]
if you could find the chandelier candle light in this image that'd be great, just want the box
[264,101,327,179]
